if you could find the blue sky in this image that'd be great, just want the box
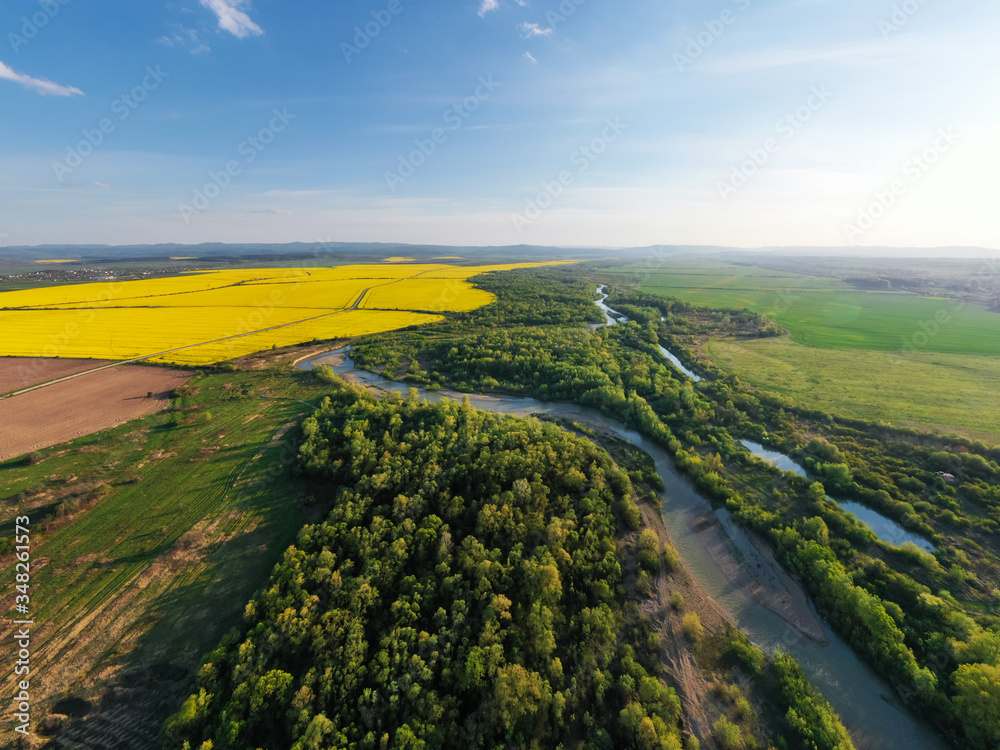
[0,0,998,249]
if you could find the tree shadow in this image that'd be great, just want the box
[40,429,317,749]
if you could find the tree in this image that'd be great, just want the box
[713,717,743,750]
[493,664,544,729]
[954,663,1000,749]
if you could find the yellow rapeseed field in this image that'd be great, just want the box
[0,262,567,365]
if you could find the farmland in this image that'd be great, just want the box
[599,256,1000,442]
[0,357,114,395]
[602,260,1000,355]
[0,262,563,366]
[707,337,1000,442]
[0,365,191,462]
[0,360,336,747]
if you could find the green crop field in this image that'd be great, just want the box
[602,261,1000,356]
[601,258,1000,442]
[707,337,1000,443]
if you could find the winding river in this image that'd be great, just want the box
[295,345,947,750]
[740,441,935,552]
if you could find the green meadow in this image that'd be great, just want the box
[0,364,333,743]
[707,337,1000,442]
[602,261,1000,356]
[601,258,1000,443]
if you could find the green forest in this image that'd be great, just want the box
[164,375,854,750]
[346,269,1000,749]
[164,385,691,748]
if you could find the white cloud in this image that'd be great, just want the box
[478,0,499,17]
[518,22,552,38]
[200,0,262,38]
[0,60,82,96]
[157,25,211,54]
[94,181,111,188]
[522,51,537,63]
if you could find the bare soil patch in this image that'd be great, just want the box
[0,357,114,394]
[0,366,192,462]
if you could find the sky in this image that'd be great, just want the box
[0,0,998,249]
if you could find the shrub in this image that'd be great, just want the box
[662,542,681,572]
[638,529,661,572]
[682,613,703,642]
[713,717,744,750]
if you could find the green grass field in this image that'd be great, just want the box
[707,337,1000,443]
[0,363,333,746]
[602,261,1000,356]
[601,258,1000,443]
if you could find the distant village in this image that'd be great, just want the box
[1,264,210,285]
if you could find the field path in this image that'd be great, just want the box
[0,262,460,399]
[0,287,379,401]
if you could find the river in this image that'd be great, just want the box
[295,345,947,750]
[740,440,935,552]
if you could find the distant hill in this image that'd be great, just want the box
[0,241,995,264]
[0,242,606,264]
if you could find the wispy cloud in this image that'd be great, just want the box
[696,37,946,75]
[478,0,499,17]
[156,25,211,54]
[519,22,552,38]
[0,60,82,96]
[200,0,262,38]
[522,51,537,63]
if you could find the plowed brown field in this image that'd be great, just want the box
[0,357,114,394]
[0,365,192,461]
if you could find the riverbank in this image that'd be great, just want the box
[294,345,948,750]
[560,410,828,646]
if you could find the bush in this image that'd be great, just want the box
[636,570,652,597]
[312,364,339,385]
[670,591,684,611]
[682,613,703,642]
[713,717,744,750]
[638,529,661,572]
[662,542,681,572]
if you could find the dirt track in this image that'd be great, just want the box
[0,365,191,462]
[0,357,114,395]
